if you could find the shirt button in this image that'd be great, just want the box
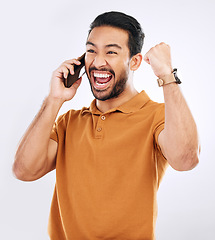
[97,127,102,132]
[101,116,106,120]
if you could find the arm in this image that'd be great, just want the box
[144,43,200,171]
[13,58,83,181]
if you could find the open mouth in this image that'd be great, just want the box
[92,72,113,90]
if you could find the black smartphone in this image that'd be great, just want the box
[64,53,86,88]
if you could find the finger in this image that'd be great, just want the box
[63,63,76,76]
[64,59,81,66]
[144,54,150,65]
[59,65,70,79]
[159,42,169,47]
[63,60,82,75]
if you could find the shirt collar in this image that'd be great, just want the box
[81,90,151,115]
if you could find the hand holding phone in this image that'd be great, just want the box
[64,53,86,88]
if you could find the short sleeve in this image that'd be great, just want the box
[50,122,58,142]
[152,104,166,158]
[154,122,165,152]
[50,114,67,143]
[152,104,168,185]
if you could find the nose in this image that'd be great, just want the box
[92,54,107,69]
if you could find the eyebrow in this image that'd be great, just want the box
[86,41,122,50]
[106,44,122,49]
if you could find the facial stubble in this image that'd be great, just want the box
[87,67,129,101]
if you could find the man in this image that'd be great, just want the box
[13,11,200,240]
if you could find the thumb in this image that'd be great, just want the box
[71,77,82,90]
[63,77,82,101]
[144,54,150,65]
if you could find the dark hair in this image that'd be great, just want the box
[88,11,145,58]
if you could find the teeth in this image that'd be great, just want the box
[96,81,106,85]
[94,73,111,78]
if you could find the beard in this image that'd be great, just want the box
[87,67,129,101]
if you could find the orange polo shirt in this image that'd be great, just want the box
[48,91,168,240]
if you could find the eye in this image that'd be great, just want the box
[107,51,117,55]
[87,49,95,53]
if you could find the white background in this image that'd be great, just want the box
[1,0,214,239]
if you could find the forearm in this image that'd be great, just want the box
[160,83,200,170]
[13,56,83,180]
[13,96,63,180]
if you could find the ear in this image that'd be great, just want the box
[130,53,143,71]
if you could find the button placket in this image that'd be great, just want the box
[95,115,106,138]
[97,127,102,132]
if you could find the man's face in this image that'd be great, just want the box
[85,26,131,101]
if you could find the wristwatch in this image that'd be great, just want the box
[157,68,182,87]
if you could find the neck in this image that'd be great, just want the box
[96,85,138,113]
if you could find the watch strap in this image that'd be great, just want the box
[157,68,181,87]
